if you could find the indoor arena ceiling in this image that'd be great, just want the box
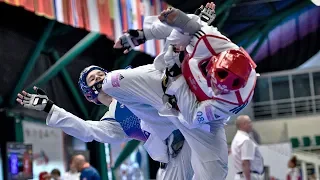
[0,1,319,119]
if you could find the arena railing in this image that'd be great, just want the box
[252,67,320,120]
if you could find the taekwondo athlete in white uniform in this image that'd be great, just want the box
[116,4,257,130]
[231,115,264,180]
[16,84,193,180]
[113,3,257,179]
[80,5,227,180]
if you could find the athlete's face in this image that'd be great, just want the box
[85,69,112,106]
[86,69,106,87]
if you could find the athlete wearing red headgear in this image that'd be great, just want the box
[116,5,257,127]
[173,23,257,126]
[206,48,254,94]
[163,23,257,127]
[180,25,257,102]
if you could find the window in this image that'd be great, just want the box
[292,73,311,98]
[313,72,320,95]
[253,78,270,102]
[272,76,290,100]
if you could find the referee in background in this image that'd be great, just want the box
[231,115,264,180]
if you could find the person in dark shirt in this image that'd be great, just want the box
[71,154,100,180]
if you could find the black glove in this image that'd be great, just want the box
[194,5,216,26]
[17,87,54,113]
[168,130,185,158]
[119,29,146,52]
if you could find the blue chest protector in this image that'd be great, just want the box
[103,102,149,142]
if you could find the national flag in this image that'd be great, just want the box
[81,0,90,31]
[34,0,55,19]
[20,0,34,12]
[86,0,100,33]
[4,0,18,6]
[126,0,133,29]
[54,0,64,23]
[61,0,71,25]
[153,0,161,55]
[97,0,113,38]
[111,0,122,39]
[120,0,128,31]
[75,0,86,28]
[143,0,156,56]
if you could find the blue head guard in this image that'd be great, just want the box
[78,65,107,105]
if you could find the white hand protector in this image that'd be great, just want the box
[17,87,54,112]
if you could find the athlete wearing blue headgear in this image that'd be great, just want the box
[77,65,194,179]
[16,73,192,180]
[78,65,112,105]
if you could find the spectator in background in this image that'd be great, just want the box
[71,154,100,180]
[39,171,51,180]
[51,169,61,180]
[62,161,80,180]
[287,156,301,180]
[231,115,265,180]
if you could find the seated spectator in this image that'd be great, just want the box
[287,156,301,180]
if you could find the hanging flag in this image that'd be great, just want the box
[120,0,128,31]
[97,0,113,38]
[74,0,85,28]
[112,0,122,39]
[70,0,80,27]
[126,0,133,30]
[109,0,115,39]
[61,0,71,25]
[3,0,18,6]
[86,0,100,33]
[2,0,170,43]
[131,0,138,30]
[144,0,155,56]
[135,0,144,51]
[81,0,90,31]
[20,0,34,12]
[54,0,64,23]
[34,0,55,19]
[131,0,140,50]
[153,0,161,55]
[156,0,165,52]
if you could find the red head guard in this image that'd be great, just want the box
[206,47,256,93]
